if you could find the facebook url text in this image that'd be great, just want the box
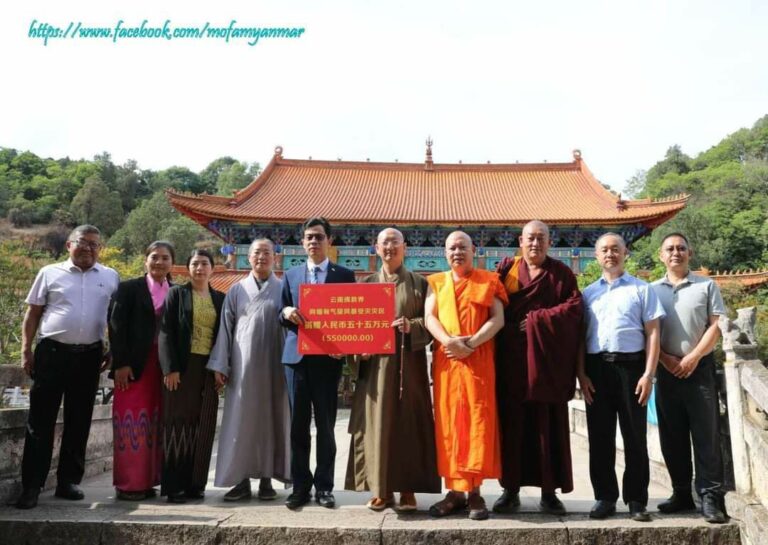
[28,19,306,47]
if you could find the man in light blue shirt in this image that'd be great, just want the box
[578,233,664,522]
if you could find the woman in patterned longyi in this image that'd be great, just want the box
[109,241,175,501]
[158,249,225,503]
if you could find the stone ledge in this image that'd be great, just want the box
[0,514,740,545]
[0,404,113,504]
[725,492,768,545]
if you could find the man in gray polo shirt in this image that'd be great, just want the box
[651,232,727,524]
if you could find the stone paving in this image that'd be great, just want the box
[0,409,741,544]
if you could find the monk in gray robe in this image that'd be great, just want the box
[207,239,290,501]
[345,228,440,511]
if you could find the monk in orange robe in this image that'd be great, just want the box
[425,231,507,520]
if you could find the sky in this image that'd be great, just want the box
[1,0,767,193]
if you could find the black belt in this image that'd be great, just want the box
[594,351,644,363]
[40,338,102,353]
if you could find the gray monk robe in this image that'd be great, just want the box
[345,266,441,496]
[206,273,290,487]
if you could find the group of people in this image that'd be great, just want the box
[13,218,728,526]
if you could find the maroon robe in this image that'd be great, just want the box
[495,256,583,493]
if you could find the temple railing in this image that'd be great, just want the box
[719,307,768,545]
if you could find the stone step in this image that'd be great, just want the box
[0,496,740,545]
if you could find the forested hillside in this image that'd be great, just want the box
[0,149,261,257]
[627,115,768,271]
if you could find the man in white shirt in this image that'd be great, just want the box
[15,225,119,509]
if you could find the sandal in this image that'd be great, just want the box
[366,494,395,511]
[468,492,489,520]
[428,491,467,517]
[395,492,417,513]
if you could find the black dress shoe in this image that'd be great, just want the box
[55,483,84,500]
[224,479,252,502]
[167,491,187,504]
[185,487,205,499]
[492,489,521,514]
[315,490,336,508]
[539,492,567,517]
[657,492,696,514]
[589,500,616,519]
[15,487,40,509]
[285,490,311,510]
[258,485,277,501]
[628,501,651,522]
[701,494,727,524]
[539,492,567,516]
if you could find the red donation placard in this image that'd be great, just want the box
[298,283,396,355]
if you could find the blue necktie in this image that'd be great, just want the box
[310,266,321,284]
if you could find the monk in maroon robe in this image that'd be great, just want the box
[493,220,583,515]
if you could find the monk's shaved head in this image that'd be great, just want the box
[445,231,475,276]
[445,230,473,248]
[377,227,405,245]
[522,220,550,239]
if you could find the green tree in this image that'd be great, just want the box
[98,247,145,279]
[109,192,209,257]
[153,166,206,194]
[0,241,52,364]
[215,161,260,195]
[158,215,208,258]
[646,145,691,186]
[69,176,124,235]
[200,156,238,191]
[624,169,647,199]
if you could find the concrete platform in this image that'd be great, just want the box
[0,410,740,544]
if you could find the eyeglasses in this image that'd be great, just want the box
[663,246,688,254]
[304,233,327,241]
[72,238,101,250]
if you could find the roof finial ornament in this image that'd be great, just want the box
[274,145,284,158]
[573,149,582,161]
[425,136,434,171]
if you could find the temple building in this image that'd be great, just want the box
[166,144,688,276]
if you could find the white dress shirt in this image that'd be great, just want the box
[26,259,120,345]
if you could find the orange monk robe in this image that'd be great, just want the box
[427,269,508,492]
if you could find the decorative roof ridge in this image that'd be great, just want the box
[698,267,768,277]
[228,146,283,203]
[572,151,631,210]
[165,189,234,204]
[622,193,690,208]
[272,156,581,172]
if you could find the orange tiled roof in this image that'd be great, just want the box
[170,265,248,293]
[167,148,687,228]
[695,268,768,289]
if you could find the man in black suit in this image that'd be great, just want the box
[280,217,356,509]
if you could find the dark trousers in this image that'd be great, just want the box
[21,339,102,489]
[585,353,649,505]
[656,352,723,498]
[284,357,343,494]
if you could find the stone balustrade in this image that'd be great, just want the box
[719,307,768,545]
